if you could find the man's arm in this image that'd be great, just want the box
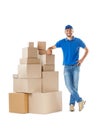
[77,47,89,66]
[46,45,56,55]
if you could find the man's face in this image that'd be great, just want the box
[65,28,73,37]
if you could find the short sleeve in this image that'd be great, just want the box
[55,40,62,48]
[78,39,86,48]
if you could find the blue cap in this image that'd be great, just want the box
[65,25,73,30]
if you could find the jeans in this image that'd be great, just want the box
[64,64,82,105]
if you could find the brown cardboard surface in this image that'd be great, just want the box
[29,91,62,114]
[18,64,41,78]
[37,41,46,50]
[39,54,55,65]
[29,42,34,48]
[38,49,46,55]
[13,78,41,93]
[42,71,58,92]
[9,93,28,114]
[20,58,40,64]
[22,47,38,58]
[42,64,55,71]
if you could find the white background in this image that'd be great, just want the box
[0,0,103,129]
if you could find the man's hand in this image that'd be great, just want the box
[46,46,56,55]
[77,47,89,66]
[77,59,83,66]
[46,48,52,55]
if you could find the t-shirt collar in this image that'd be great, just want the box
[65,36,75,41]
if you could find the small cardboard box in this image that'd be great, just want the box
[9,93,28,114]
[37,41,46,50]
[29,91,62,114]
[20,58,40,64]
[28,42,34,48]
[38,49,46,55]
[22,47,38,58]
[13,78,41,93]
[42,64,55,71]
[42,71,58,92]
[39,54,55,65]
[18,64,41,78]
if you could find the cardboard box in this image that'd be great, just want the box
[38,49,46,55]
[29,42,34,48]
[22,47,38,58]
[42,64,55,71]
[20,58,40,64]
[9,93,28,114]
[37,41,46,50]
[18,64,41,78]
[39,54,55,65]
[42,71,58,92]
[29,91,62,114]
[13,78,41,93]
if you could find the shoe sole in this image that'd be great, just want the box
[70,110,75,112]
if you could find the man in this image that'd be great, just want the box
[46,25,88,112]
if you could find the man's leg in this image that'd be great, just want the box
[64,66,75,106]
[73,65,86,111]
[64,66,82,102]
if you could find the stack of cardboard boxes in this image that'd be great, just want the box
[9,42,62,114]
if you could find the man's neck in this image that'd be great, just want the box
[67,36,73,40]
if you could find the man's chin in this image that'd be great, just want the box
[67,35,71,38]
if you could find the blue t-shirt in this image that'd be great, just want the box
[55,37,86,65]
